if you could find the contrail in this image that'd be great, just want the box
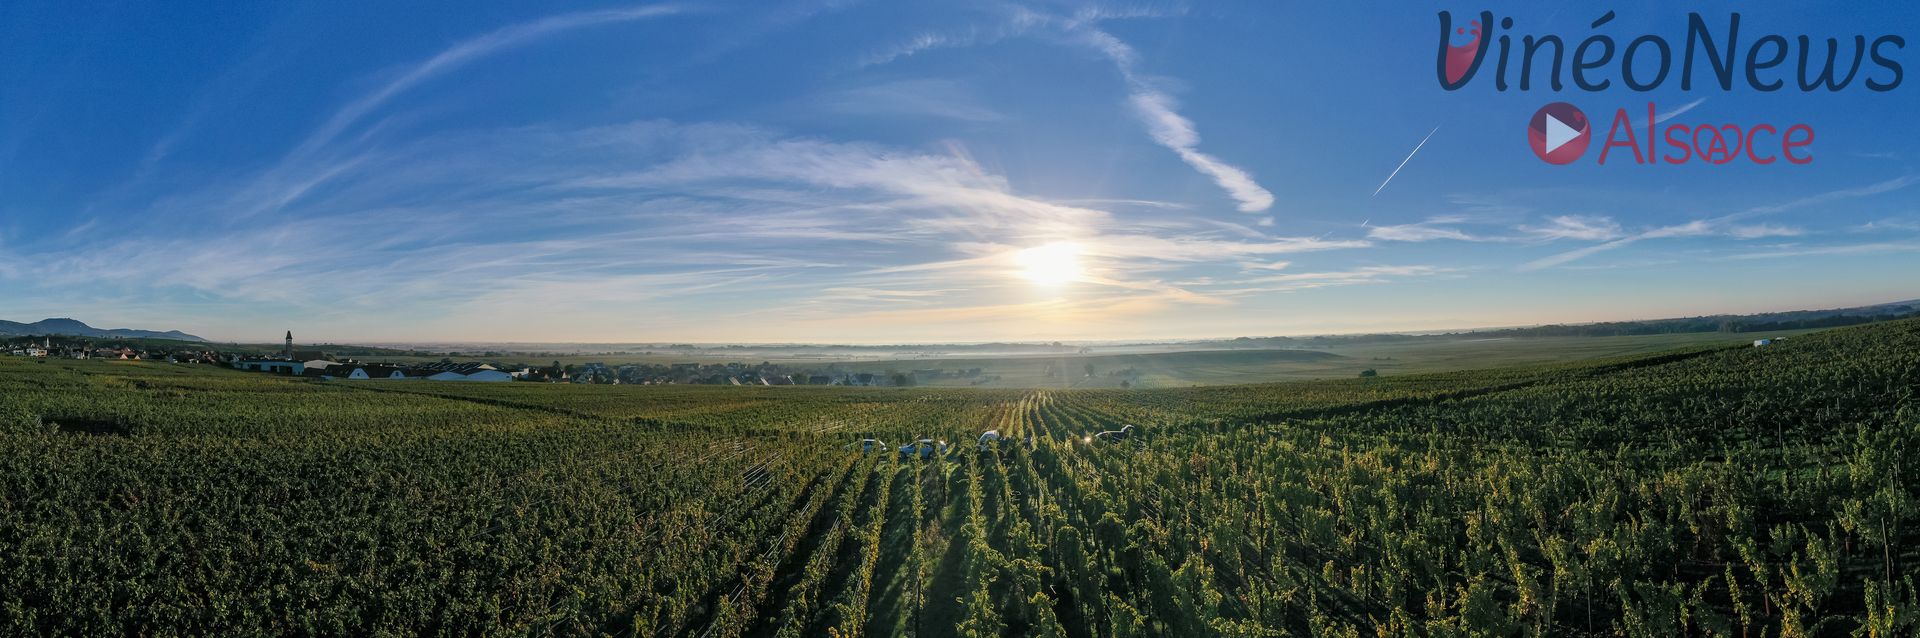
[1372,125,1439,197]
[1653,97,1705,124]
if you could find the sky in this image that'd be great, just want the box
[2,0,1919,344]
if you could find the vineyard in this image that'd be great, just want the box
[1,319,1916,636]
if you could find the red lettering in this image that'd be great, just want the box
[1745,124,1777,164]
[1600,108,1642,165]
[1692,125,1741,165]
[1572,103,1812,165]
[1784,124,1814,164]
[1663,125,1692,163]
[1645,103,1656,158]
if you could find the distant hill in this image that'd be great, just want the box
[1469,299,1920,339]
[0,318,206,342]
[1207,299,1920,347]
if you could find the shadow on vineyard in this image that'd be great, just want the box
[48,417,134,437]
[0,319,1916,635]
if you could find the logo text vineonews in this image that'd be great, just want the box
[1438,10,1906,165]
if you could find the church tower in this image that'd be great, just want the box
[284,331,293,359]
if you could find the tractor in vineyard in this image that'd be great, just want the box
[845,438,885,454]
[977,429,1001,451]
[898,438,947,459]
[1090,424,1135,442]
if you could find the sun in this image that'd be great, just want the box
[1015,242,1083,286]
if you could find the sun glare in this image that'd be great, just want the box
[1015,242,1083,286]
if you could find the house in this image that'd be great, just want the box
[359,366,413,379]
[413,361,497,375]
[235,359,303,375]
[425,371,468,381]
[302,366,403,380]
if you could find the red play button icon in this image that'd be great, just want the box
[1528,102,1590,165]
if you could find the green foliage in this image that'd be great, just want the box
[0,319,1915,634]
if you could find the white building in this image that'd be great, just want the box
[318,366,410,380]
[235,359,303,375]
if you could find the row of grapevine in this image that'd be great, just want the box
[0,319,1914,634]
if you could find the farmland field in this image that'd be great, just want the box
[302,328,1825,389]
[1,320,1916,635]
[825,329,1829,388]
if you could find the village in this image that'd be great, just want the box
[5,335,223,365]
[3,330,1010,386]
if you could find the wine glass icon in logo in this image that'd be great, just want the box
[1444,18,1483,86]
[1528,102,1590,165]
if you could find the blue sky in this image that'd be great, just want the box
[2,1,1918,343]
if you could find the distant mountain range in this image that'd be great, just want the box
[0,318,206,342]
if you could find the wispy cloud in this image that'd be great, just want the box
[1519,220,1710,271]
[1517,215,1622,241]
[1726,224,1804,239]
[221,5,684,219]
[1738,175,1920,218]
[811,79,1005,122]
[1718,241,1920,260]
[1520,176,1920,270]
[23,2,1909,343]
[856,5,1049,67]
[302,5,683,158]
[1211,264,1449,296]
[856,2,1187,68]
[25,111,1364,340]
[1077,28,1274,212]
[1855,217,1920,232]
[858,5,1273,213]
[1368,216,1486,242]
